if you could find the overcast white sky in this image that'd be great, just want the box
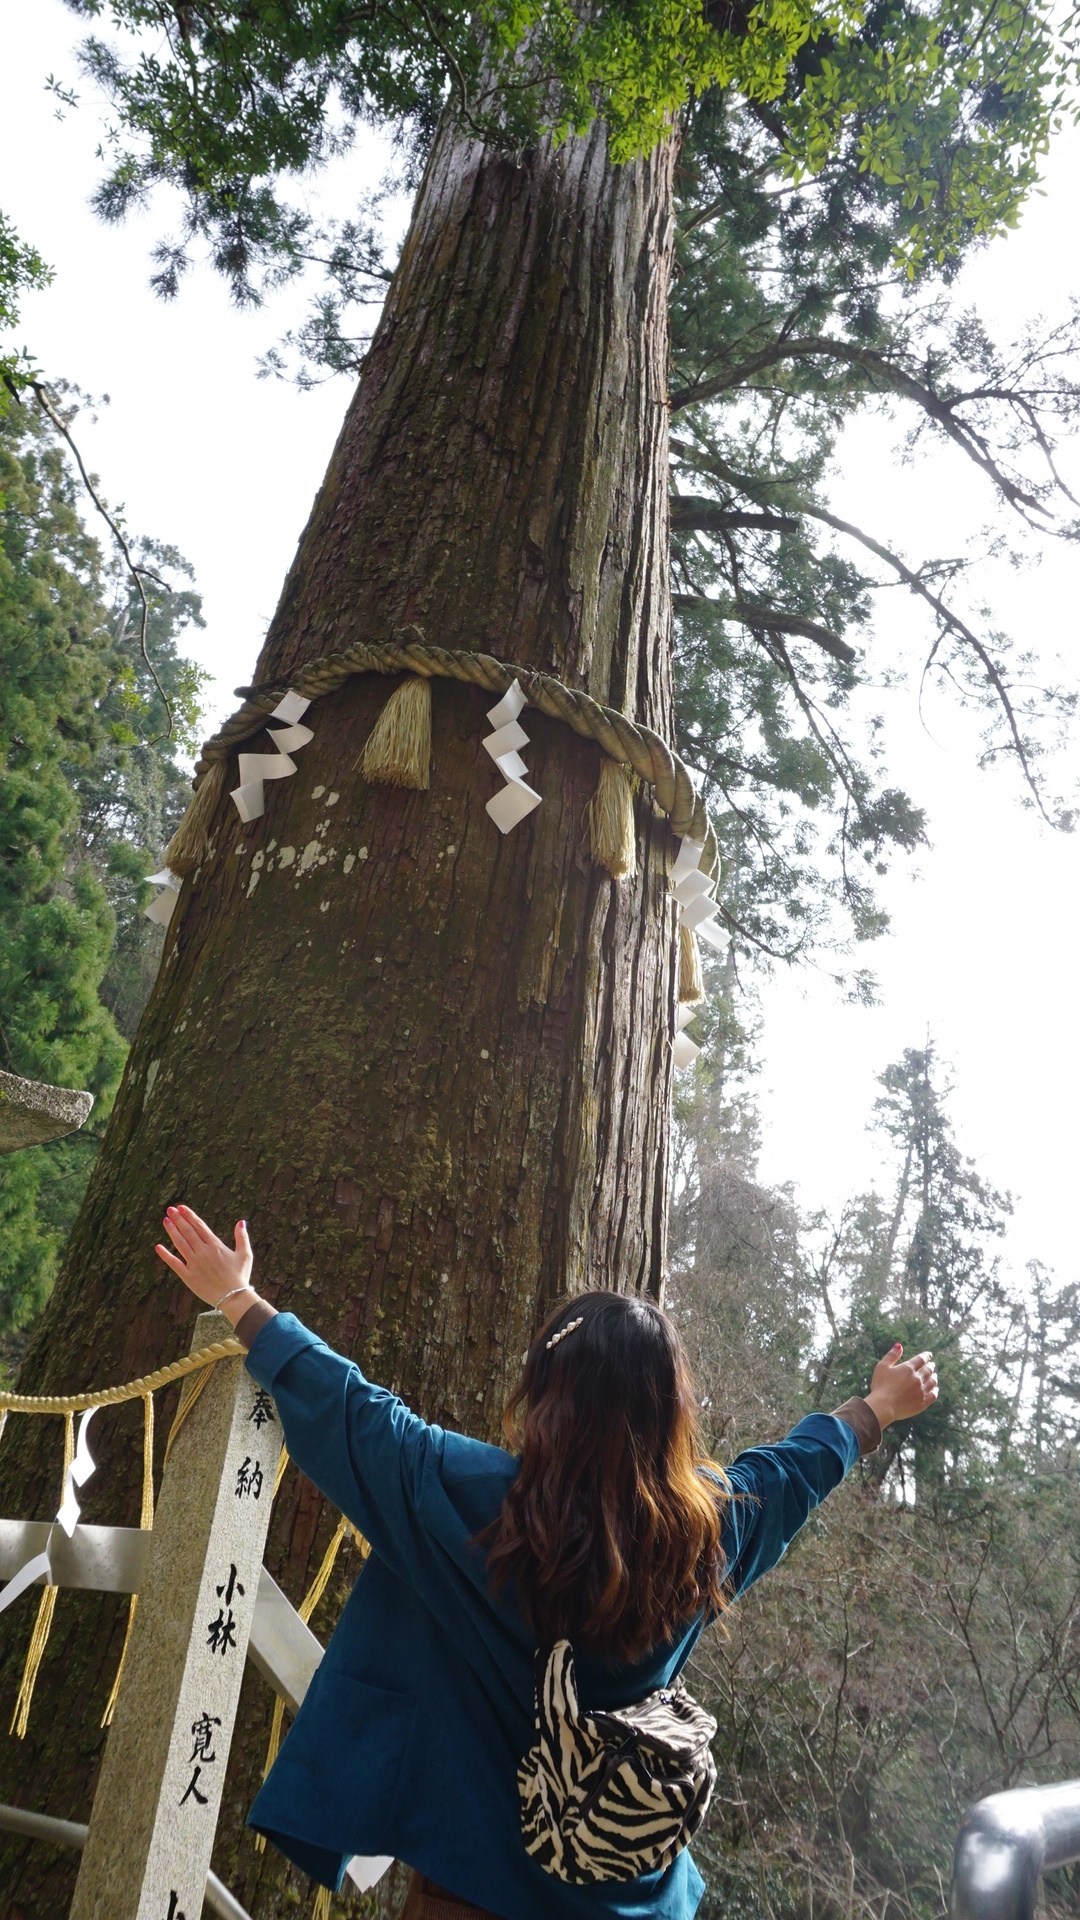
[4,0,1078,1286]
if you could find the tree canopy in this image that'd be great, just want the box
[667,88,1080,962]
[65,0,1073,287]
[45,0,1080,981]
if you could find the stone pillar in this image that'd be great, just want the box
[71,1312,283,1920]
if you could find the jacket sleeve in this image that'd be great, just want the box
[720,1413,860,1599]
[244,1311,444,1579]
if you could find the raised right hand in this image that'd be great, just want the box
[865,1344,938,1430]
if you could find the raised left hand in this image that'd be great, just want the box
[155,1204,254,1312]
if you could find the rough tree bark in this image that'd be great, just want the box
[0,111,679,1917]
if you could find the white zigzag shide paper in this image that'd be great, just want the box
[231,690,314,824]
[483,679,541,833]
[143,689,315,924]
[0,1407,100,1615]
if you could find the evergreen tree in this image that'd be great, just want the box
[0,392,204,1340]
[0,210,50,406]
[813,1045,1014,1492]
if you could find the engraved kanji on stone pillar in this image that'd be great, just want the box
[71,1311,283,1920]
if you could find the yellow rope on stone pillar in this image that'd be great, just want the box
[10,1413,73,1737]
[273,1445,290,1499]
[298,1518,349,1626]
[163,1360,213,1467]
[9,1586,59,1739]
[102,1392,156,1728]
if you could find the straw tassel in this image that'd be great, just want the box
[163,757,228,878]
[10,1586,59,1738]
[360,674,431,790]
[11,1413,74,1738]
[588,758,637,878]
[312,1887,332,1919]
[102,1393,156,1728]
[679,922,705,1004]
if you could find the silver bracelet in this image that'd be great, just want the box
[213,1285,254,1311]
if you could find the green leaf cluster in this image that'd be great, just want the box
[783,0,1067,272]
[62,0,1072,305]
[0,392,205,1339]
[0,211,52,414]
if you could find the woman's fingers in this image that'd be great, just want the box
[914,1359,938,1405]
[163,1211,199,1259]
[177,1204,217,1247]
[158,1203,252,1305]
[906,1353,937,1403]
[161,1217,189,1258]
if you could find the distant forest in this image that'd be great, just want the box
[673,1020,1080,1919]
[0,390,203,1354]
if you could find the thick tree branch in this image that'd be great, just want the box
[800,502,1053,825]
[670,338,1052,522]
[669,437,1058,823]
[674,593,857,665]
[671,497,800,534]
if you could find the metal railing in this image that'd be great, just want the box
[0,1802,252,1920]
[952,1781,1080,1920]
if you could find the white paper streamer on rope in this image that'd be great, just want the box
[144,868,181,927]
[0,1408,100,1616]
[670,835,727,1070]
[56,1408,99,1539]
[231,690,314,824]
[483,680,541,834]
[0,1549,53,1618]
[670,837,725,951]
[672,1003,701,1072]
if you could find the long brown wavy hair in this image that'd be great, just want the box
[482,1291,728,1662]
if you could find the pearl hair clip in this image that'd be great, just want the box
[546,1316,584,1350]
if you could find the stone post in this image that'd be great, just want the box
[71,1312,283,1920]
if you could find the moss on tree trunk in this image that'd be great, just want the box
[0,114,679,1916]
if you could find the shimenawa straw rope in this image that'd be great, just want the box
[163,630,721,886]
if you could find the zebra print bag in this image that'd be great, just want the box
[518,1640,717,1885]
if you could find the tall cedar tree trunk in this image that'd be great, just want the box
[0,114,678,1916]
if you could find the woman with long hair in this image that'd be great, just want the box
[155,1204,937,1920]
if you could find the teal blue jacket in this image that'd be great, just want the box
[245,1313,860,1918]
